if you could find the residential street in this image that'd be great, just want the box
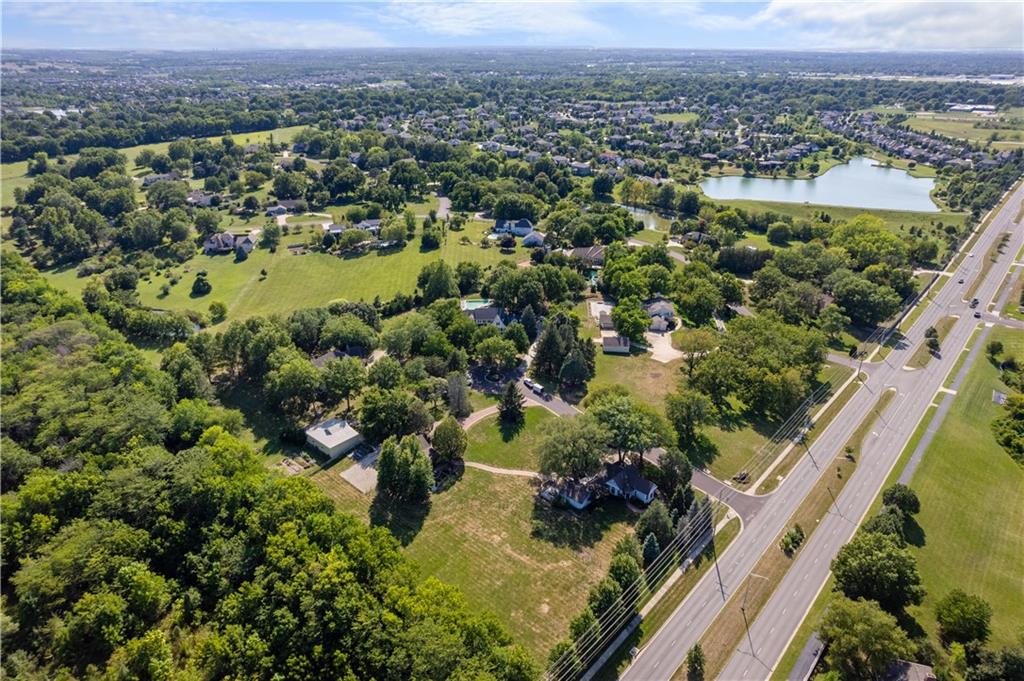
[623,181,1024,681]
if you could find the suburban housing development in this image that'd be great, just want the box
[1,4,1022,680]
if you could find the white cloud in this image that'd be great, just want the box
[4,2,392,49]
[379,0,611,40]
[760,1,1023,50]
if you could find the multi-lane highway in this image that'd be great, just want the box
[622,180,1024,681]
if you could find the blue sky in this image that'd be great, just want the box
[3,1,1022,51]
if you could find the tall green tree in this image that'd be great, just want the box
[818,596,913,680]
[323,357,366,411]
[432,416,467,465]
[935,589,992,645]
[498,381,525,424]
[831,532,924,613]
[537,415,608,480]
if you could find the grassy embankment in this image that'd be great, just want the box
[773,325,1024,677]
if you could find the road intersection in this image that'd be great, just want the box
[622,181,1024,681]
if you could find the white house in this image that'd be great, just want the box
[559,481,593,511]
[522,230,547,248]
[493,218,535,237]
[305,418,364,459]
[465,306,507,330]
[605,462,658,504]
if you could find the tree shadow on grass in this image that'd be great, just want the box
[903,515,927,548]
[685,433,720,469]
[499,416,525,442]
[530,496,634,551]
[895,609,927,641]
[216,377,303,457]
[369,494,430,546]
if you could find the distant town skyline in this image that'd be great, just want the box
[3,1,1022,52]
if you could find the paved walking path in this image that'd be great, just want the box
[463,461,541,478]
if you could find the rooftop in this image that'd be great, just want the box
[305,418,361,450]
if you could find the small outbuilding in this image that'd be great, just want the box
[305,418,364,459]
[602,335,631,354]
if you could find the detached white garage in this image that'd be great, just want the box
[305,418,364,460]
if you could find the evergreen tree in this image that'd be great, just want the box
[520,305,539,341]
[558,348,590,388]
[686,643,706,681]
[446,372,472,418]
[532,324,565,379]
[642,532,661,568]
[498,381,525,424]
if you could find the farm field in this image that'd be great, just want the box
[905,111,1024,150]
[41,220,523,320]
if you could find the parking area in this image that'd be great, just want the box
[339,445,380,493]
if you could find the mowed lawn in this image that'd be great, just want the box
[591,348,853,480]
[43,223,524,320]
[404,469,634,657]
[311,465,635,659]
[714,198,967,247]
[465,407,554,470]
[906,112,1024,150]
[906,325,1024,647]
[654,112,699,124]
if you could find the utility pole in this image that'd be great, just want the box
[740,573,769,658]
[826,484,843,519]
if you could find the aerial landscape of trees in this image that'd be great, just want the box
[2,45,1023,681]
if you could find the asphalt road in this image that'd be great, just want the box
[622,181,1024,681]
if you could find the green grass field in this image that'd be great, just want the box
[654,112,699,124]
[590,348,853,481]
[464,407,554,470]
[715,198,967,245]
[311,464,635,659]
[903,325,1024,648]
[42,221,522,320]
[905,112,1024,150]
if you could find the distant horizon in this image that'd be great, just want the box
[2,46,1021,54]
[3,1,1021,51]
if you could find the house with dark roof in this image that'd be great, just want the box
[559,481,593,511]
[465,306,507,330]
[602,335,631,354]
[683,231,718,247]
[605,462,658,504]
